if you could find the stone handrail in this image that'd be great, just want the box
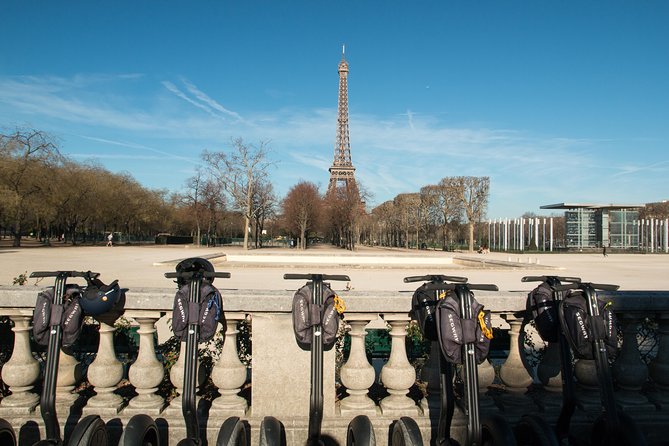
[0,286,667,445]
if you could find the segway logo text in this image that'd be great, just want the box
[575,312,588,339]
[448,313,459,342]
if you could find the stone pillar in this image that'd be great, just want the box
[612,315,652,409]
[339,316,377,415]
[499,315,534,410]
[84,322,124,414]
[573,359,600,409]
[125,317,165,414]
[537,342,562,393]
[210,316,248,415]
[380,316,419,415]
[499,315,533,392]
[649,314,669,408]
[478,358,497,409]
[165,341,206,416]
[56,348,82,410]
[0,315,40,413]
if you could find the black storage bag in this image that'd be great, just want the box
[410,283,440,341]
[292,283,340,351]
[526,282,559,343]
[33,285,84,347]
[436,292,492,365]
[559,289,618,359]
[172,280,225,343]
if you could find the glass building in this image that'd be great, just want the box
[542,203,643,249]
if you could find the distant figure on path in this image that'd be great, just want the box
[107,233,113,247]
[603,246,607,257]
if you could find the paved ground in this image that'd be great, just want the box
[1,242,668,292]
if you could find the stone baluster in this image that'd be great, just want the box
[84,321,124,414]
[499,314,534,409]
[537,341,563,393]
[55,348,82,411]
[0,315,40,413]
[573,358,600,409]
[165,341,206,416]
[340,315,377,415]
[380,315,419,415]
[125,317,165,414]
[210,315,248,415]
[499,314,533,391]
[612,314,652,409]
[649,314,669,408]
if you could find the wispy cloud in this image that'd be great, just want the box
[1,72,666,217]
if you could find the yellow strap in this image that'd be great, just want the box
[478,311,494,340]
[438,291,447,300]
[334,294,346,314]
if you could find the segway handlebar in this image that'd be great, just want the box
[283,273,350,282]
[403,274,468,283]
[521,275,581,283]
[422,283,499,292]
[164,271,231,280]
[30,270,99,279]
[554,282,620,292]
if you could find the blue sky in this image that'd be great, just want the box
[1,1,667,218]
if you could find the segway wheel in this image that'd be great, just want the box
[259,416,285,446]
[67,415,107,446]
[217,416,249,446]
[481,414,517,446]
[391,417,423,446]
[513,414,559,446]
[346,415,376,446]
[590,411,647,446]
[119,414,160,446]
[0,419,16,446]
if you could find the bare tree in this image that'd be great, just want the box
[282,181,322,249]
[202,138,274,250]
[0,129,61,246]
[448,176,490,252]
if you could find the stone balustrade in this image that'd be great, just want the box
[0,286,667,445]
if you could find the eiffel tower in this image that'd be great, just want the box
[327,46,356,194]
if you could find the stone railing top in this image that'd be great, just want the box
[1,286,668,316]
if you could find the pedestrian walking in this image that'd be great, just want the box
[107,233,113,247]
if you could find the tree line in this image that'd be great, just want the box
[1,128,498,251]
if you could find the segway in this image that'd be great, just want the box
[167,258,261,446]
[403,275,516,446]
[284,273,375,446]
[541,278,647,446]
[29,271,108,446]
[0,419,16,446]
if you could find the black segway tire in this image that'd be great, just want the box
[0,419,16,446]
[346,415,376,446]
[590,411,647,446]
[259,416,285,446]
[481,414,517,446]
[513,414,559,446]
[391,417,423,446]
[217,416,249,446]
[67,415,107,446]
[118,414,160,446]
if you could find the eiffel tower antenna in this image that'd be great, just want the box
[328,46,356,194]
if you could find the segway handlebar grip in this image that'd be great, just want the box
[590,283,620,291]
[403,275,468,283]
[164,271,231,279]
[283,273,350,282]
[467,284,499,291]
[30,270,99,279]
[522,275,581,283]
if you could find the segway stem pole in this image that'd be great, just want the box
[41,273,66,442]
[308,277,324,445]
[457,285,482,445]
[183,275,202,443]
